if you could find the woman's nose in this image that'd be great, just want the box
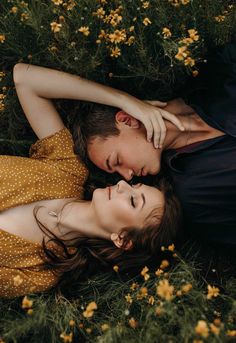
[117,180,132,193]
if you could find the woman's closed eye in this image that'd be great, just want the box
[130,196,136,208]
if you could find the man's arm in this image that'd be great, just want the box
[13,63,184,144]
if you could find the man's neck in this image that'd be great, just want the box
[162,98,215,150]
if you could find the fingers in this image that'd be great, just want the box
[144,120,154,143]
[144,100,167,108]
[156,115,166,148]
[161,110,185,131]
[146,112,166,148]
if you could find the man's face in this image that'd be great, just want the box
[87,121,161,181]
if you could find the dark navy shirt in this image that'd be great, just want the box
[163,42,236,245]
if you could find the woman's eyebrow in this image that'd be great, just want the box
[106,155,112,171]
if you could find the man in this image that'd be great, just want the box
[76,42,236,246]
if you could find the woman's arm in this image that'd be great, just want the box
[13,63,184,145]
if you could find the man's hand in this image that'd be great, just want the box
[122,98,185,148]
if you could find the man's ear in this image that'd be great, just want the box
[110,232,133,251]
[115,111,140,129]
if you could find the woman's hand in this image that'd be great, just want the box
[122,98,185,148]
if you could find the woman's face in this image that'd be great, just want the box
[91,181,165,233]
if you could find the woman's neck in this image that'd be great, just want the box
[57,201,110,240]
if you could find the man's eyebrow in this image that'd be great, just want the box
[106,155,112,171]
[141,193,146,209]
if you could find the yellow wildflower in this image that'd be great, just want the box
[162,27,172,39]
[188,29,199,41]
[110,46,121,58]
[10,6,18,13]
[78,26,90,36]
[125,293,133,304]
[93,7,105,18]
[142,2,150,9]
[181,0,190,4]
[22,296,33,309]
[101,324,110,332]
[129,26,135,32]
[0,35,6,43]
[109,29,126,44]
[27,309,33,315]
[184,57,195,67]
[59,15,65,22]
[128,317,138,329]
[213,318,221,326]
[161,246,166,251]
[20,1,29,7]
[0,103,5,111]
[195,320,209,338]
[156,279,174,301]
[125,36,135,46]
[130,282,138,291]
[51,0,63,5]
[143,17,152,26]
[155,306,163,316]
[176,290,182,296]
[214,15,225,23]
[104,10,123,27]
[137,287,148,300]
[155,268,163,277]
[180,37,193,45]
[181,283,192,293]
[148,296,155,305]
[83,301,98,318]
[65,0,76,11]
[48,46,58,53]
[207,285,220,299]
[141,266,150,281]
[69,320,75,327]
[50,22,62,33]
[59,332,73,343]
[175,46,189,61]
[85,328,92,334]
[227,330,236,337]
[210,323,220,335]
[13,275,23,286]
[98,29,107,40]
[113,265,119,272]
[20,13,29,21]
[0,72,6,79]
[160,260,169,270]
[168,0,180,7]
[168,244,175,251]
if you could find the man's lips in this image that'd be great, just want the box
[135,168,147,177]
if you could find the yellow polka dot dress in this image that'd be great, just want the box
[0,128,88,298]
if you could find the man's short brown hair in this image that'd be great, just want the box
[73,103,120,166]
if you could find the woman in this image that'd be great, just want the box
[0,63,182,298]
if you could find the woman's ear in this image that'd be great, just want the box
[110,232,133,250]
[115,111,140,129]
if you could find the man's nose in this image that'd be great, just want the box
[118,168,134,181]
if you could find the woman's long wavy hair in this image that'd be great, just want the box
[34,176,182,294]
